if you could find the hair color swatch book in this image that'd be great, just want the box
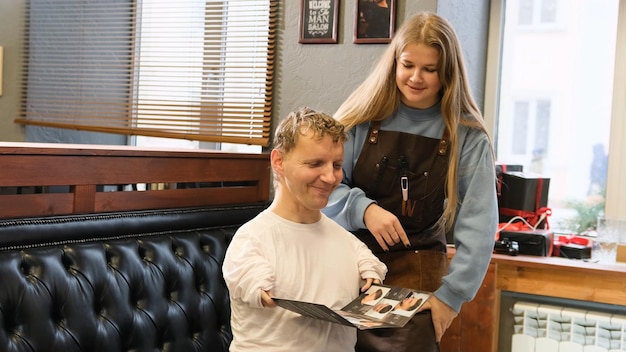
[274,284,431,330]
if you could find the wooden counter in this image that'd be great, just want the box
[440,251,626,352]
[493,253,626,305]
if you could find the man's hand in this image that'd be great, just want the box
[363,203,411,251]
[360,277,382,292]
[261,290,277,307]
[418,295,458,342]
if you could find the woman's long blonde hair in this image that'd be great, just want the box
[335,12,491,230]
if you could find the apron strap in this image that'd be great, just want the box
[438,128,450,156]
[367,121,382,144]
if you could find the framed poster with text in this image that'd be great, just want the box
[299,0,339,44]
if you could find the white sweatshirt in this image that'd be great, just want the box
[223,210,387,352]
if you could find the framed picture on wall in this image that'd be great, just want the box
[354,0,396,44]
[299,0,339,44]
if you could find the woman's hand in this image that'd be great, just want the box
[363,203,411,251]
[418,295,458,343]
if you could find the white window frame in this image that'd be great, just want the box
[484,0,626,219]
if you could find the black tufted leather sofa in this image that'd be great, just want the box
[0,202,268,352]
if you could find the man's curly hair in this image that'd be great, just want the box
[273,107,347,154]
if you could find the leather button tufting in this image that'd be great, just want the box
[19,258,31,276]
[138,243,155,261]
[61,252,74,272]
[105,245,119,267]
[0,204,264,352]
[169,290,178,301]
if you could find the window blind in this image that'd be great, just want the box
[16,0,277,146]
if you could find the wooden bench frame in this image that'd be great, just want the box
[0,142,271,219]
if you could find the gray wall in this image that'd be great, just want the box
[0,0,27,142]
[0,0,489,145]
[276,0,490,125]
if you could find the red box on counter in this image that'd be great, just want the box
[495,163,524,177]
[498,171,550,213]
[495,163,524,198]
[553,234,592,259]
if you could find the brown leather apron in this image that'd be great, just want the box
[352,122,450,352]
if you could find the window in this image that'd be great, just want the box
[506,98,551,159]
[517,0,559,26]
[16,0,277,148]
[485,0,624,230]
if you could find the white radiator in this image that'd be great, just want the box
[511,302,626,352]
